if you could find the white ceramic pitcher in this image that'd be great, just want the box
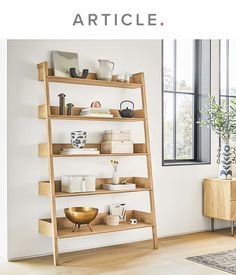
[96,59,114,81]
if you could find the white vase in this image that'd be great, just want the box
[219,142,232,180]
[112,171,119,184]
[96,59,114,81]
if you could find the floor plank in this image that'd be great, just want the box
[1,229,236,274]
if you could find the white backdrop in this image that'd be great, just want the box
[6,39,221,259]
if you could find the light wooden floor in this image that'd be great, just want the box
[1,229,236,275]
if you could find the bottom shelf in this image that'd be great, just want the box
[39,210,153,239]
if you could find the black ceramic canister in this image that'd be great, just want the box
[58,93,66,115]
[67,103,74,116]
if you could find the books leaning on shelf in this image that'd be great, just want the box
[61,147,100,155]
[80,107,113,118]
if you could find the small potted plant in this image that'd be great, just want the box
[199,96,236,179]
[110,160,119,184]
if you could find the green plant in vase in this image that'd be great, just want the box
[198,96,236,179]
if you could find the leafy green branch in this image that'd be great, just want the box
[198,96,236,142]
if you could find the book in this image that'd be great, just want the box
[61,148,100,155]
[81,107,110,113]
[79,113,113,118]
[102,183,136,190]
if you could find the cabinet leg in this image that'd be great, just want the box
[231,221,234,236]
[211,218,214,232]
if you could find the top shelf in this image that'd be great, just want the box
[37,62,144,89]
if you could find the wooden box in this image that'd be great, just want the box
[103,130,131,141]
[101,141,133,154]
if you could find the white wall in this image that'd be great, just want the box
[0,40,8,260]
[7,40,221,259]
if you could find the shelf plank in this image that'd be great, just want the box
[47,76,143,89]
[38,177,151,198]
[37,64,143,89]
[39,210,153,239]
[38,143,148,157]
[54,153,148,157]
[58,222,152,238]
[55,188,150,197]
[50,115,145,122]
[38,105,146,122]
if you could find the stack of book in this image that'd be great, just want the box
[80,108,113,118]
[61,147,100,155]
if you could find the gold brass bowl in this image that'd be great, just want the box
[64,207,98,232]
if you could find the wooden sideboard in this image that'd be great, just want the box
[203,178,236,236]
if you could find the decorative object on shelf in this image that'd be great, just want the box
[66,103,74,116]
[90,101,101,108]
[106,215,119,226]
[80,107,113,118]
[103,130,131,141]
[130,218,138,225]
[120,178,127,184]
[119,100,135,118]
[110,203,126,221]
[61,175,96,193]
[101,140,133,154]
[61,147,100,155]
[51,51,79,77]
[69,68,89,79]
[111,159,119,184]
[124,74,131,83]
[58,93,66,115]
[96,59,114,81]
[117,74,125,82]
[64,207,98,232]
[102,183,136,190]
[71,131,87,148]
[199,96,236,179]
[101,130,133,154]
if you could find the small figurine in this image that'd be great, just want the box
[90,101,101,108]
[58,93,66,115]
[69,68,89,79]
[120,178,127,184]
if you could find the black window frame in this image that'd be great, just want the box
[162,39,211,166]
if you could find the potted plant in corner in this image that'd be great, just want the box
[199,96,236,179]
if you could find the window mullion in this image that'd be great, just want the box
[173,40,177,160]
[226,40,229,110]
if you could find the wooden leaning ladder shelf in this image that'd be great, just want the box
[37,61,158,266]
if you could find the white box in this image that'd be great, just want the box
[61,175,96,193]
[102,183,136,190]
[101,141,133,154]
[103,130,131,141]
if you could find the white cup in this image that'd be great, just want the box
[117,74,125,82]
[124,74,130,83]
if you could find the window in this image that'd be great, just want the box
[162,40,211,165]
[220,40,236,109]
